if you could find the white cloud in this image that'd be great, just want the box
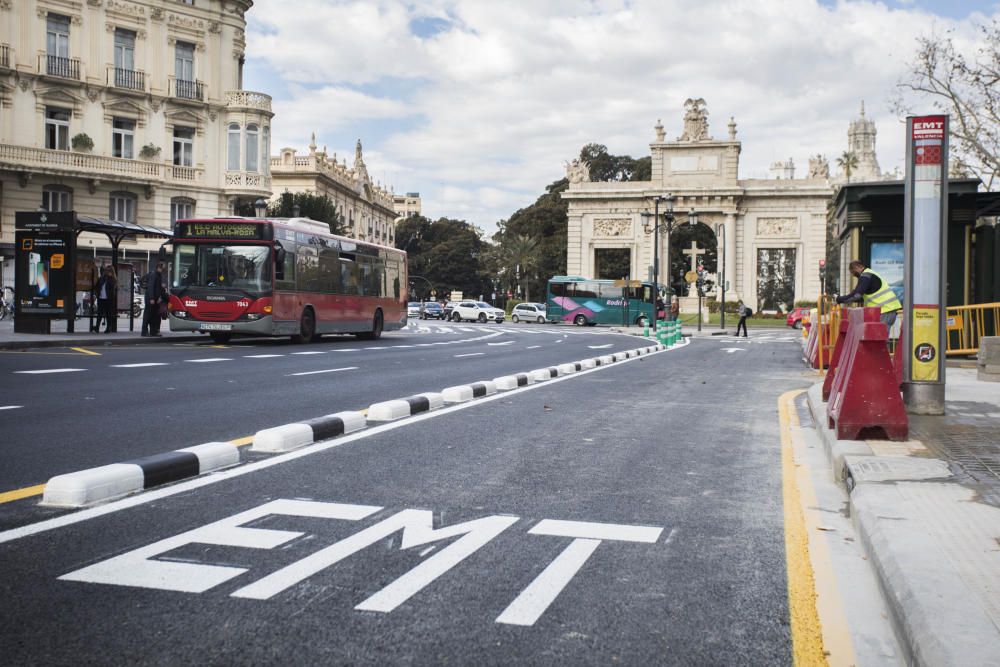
[246,0,998,234]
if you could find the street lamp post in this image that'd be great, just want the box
[642,194,698,333]
[716,222,726,331]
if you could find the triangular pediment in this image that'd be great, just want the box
[34,86,85,110]
[163,107,206,135]
[102,97,145,117]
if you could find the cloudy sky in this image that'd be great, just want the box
[244,0,999,235]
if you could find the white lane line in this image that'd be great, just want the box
[0,405,24,410]
[111,363,169,368]
[526,345,541,349]
[244,354,284,358]
[392,345,415,348]
[184,358,232,363]
[14,368,86,374]
[288,367,358,376]
[454,352,484,358]
[291,351,326,355]
[588,344,613,349]
[366,346,388,350]
[333,349,360,352]
[487,341,514,346]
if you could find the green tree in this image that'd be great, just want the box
[836,151,859,183]
[235,191,347,235]
[579,143,649,182]
[500,233,540,301]
[395,215,492,300]
[496,178,569,300]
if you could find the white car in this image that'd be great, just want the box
[451,301,505,323]
[407,302,421,318]
[511,302,547,323]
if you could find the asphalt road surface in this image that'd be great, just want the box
[1,326,815,664]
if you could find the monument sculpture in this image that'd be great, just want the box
[808,154,830,179]
[678,98,710,142]
[565,158,590,184]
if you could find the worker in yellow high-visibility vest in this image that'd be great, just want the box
[836,260,904,336]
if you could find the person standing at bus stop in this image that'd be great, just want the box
[142,262,167,337]
[93,264,117,333]
[836,260,903,336]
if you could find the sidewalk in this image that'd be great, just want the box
[0,316,205,349]
[805,368,1000,665]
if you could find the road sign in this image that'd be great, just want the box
[685,270,698,283]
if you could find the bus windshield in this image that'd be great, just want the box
[172,243,272,295]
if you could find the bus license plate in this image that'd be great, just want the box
[200,323,232,331]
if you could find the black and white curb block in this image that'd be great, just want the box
[493,373,534,391]
[367,392,444,422]
[252,411,367,453]
[41,442,239,508]
[530,366,562,382]
[442,381,498,404]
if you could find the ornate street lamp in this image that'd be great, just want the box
[254,197,268,218]
[642,194,698,332]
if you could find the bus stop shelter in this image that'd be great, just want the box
[14,211,172,334]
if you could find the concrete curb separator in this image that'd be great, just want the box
[41,442,238,508]
[252,411,367,453]
[493,373,533,390]
[367,392,444,422]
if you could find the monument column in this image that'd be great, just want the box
[724,212,737,300]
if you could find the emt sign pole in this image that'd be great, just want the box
[902,115,949,414]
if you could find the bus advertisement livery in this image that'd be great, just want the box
[168,217,407,343]
[546,276,659,326]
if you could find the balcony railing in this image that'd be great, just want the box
[1,45,10,69]
[224,170,271,193]
[225,90,272,112]
[167,165,201,182]
[40,54,81,80]
[108,67,145,92]
[0,143,160,180]
[170,77,204,101]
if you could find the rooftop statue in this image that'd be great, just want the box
[678,98,710,142]
[565,158,590,184]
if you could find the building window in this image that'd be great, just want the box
[113,28,135,71]
[262,126,270,174]
[45,107,70,150]
[174,41,197,98]
[42,186,72,212]
[46,14,70,58]
[109,192,137,223]
[112,118,135,159]
[173,127,194,166]
[227,123,240,170]
[246,123,259,172]
[170,197,195,224]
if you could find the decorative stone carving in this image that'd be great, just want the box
[565,158,590,184]
[149,98,160,112]
[654,119,665,142]
[168,13,205,31]
[86,87,100,102]
[728,116,737,141]
[107,0,144,18]
[18,77,31,92]
[592,218,632,237]
[1,0,14,8]
[678,98,710,142]
[756,217,799,237]
[808,154,829,179]
[209,20,221,33]
[87,0,102,6]
[150,7,163,20]
[208,110,217,121]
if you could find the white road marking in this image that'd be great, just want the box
[721,348,746,354]
[487,341,514,346]
[111,363,169,368]
[184,358,232,363]
[333,349,360,352]
[392,345,415,348]
[526,345,541,349]
[288,367,358,376]
[588,344,613,349]
[0,405,24,410]
[14,368,86,374]
[291,351,326,355]
[244,354,284,358]
[366,346,388,350]
[454,353,484,358]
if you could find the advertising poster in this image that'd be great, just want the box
[911,305,940,382]
[870,242,904,303]
[14,211,76,317]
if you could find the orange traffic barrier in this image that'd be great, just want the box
[827,307,908,441]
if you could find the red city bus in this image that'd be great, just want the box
[167,216,407,343]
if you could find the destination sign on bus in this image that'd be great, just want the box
[177,222,264,239]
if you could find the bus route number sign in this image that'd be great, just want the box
[179,222,261,239]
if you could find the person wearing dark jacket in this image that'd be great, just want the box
[93,265,117,333]
[142,262,167,337]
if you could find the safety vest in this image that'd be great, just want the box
[861,269,902,314]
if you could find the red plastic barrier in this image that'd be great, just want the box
[827,307,908,441]
[821,319,850,401]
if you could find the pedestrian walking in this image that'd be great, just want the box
[142,261,167,337]
[669,296,679,322]
[736,299,750,337]
[93,265,117,333]
[835,260,903,336]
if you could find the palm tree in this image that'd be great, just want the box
[502,234,540,302]
[837,151,859,183]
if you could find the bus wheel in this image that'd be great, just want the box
[636,316,648,328]
[357,310,383,340]
[574,314,587,326]
[292,308,315,344]
[209,331,232,344]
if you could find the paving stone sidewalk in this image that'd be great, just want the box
[807,369,1000,666]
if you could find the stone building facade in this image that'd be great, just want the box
[269,136,399,246]
[0,0,272,287]
[561,99,838,312]
[392,191,421,219]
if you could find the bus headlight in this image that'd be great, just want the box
[246,313,261,320]
[173,311,187,318]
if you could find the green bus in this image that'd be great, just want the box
[545,276,661,326]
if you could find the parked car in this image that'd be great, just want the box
[786,307,810,329]
[451,301,505,323]
[420,302,444,319]
[407,302,421,318]
[511,302,547,323]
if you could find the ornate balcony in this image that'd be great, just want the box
[224,170,271,198]
[0,143,161,183]
[225,90,272,112]
[166,164,202,183]
[169,76,204,102]
[39,54,81,80]
[107,66,146,93]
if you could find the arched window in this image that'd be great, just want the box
[41,185,72,212]
[245,123,259,172]
[227,123,240,170]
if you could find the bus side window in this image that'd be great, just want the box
[339,257,358,295]
[296,245,319,292]
[319,247,339,294]
[550,283,566,297]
